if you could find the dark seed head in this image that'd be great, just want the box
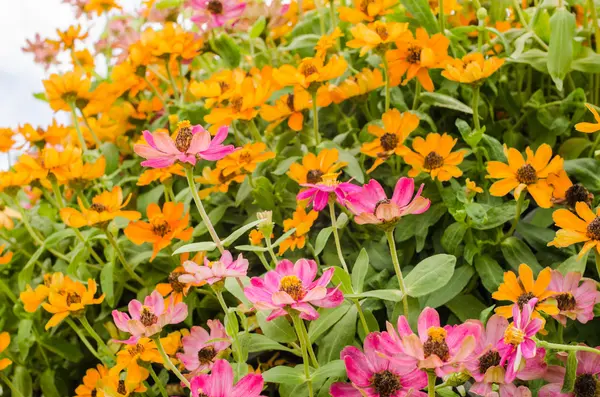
[407,45,421,64]
[169,271,186,293]
[175,123,193,152]
[371,370,402,397]
[574,373,598,397]
[197,345,217,365]
[140,307,158,327]
[66,292,82,306]
[566,184,594,209]
[423,327,450,361]
[207,0,223,14]
[423,151,444,170]
[516,164,537,185]
[477,350,501,374]
[286,94,295,112]
[152,221,172,238]
[117,380,126,395]
[306,169,324,184]
[380,133,399,151]
[89,203,107,212]
[301,63,318,77]
[517,292,535,310]
[129,343,145,357]
[556,292,577,312]
[375,25,389,40]
[587,217,600,240]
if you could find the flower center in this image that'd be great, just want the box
[556,292,577,311]
[306,169,324,184]
[503,326,525,345]
[516,164,537,185]
[207,0,223,14]
[89,203,107,212]
[239,151,252,164]
[407,45,422,64]
[319,172,340,187]
[423,151,444,170]
[371,370,402,397]
[175,121,193,152]
[517,292,535,310]
[152,221,172,237]
[197,345,217,365]
[574,374,598,397]
[279,275,305,301]
[91,390,97,397]
[117,380,126,395]
[380,133,399,151]
[423,327,450,361]
[219,81,229,93]
[566,184,593,209]
[231,96,243,112]
[169,271,186,293]
[66,292,82,306]
[374,199,391,215]
[129,343,145,357]
[140,306,159,327]
[286,94,295,112]
[477,350,501,374]
[375,25,389,40]
[300,63,318,77]
[587,217,600,240]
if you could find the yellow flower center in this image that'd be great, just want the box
[375,25,389,41]
[423,327,449,361]
[503,326,525,345]
[300,63,318,77]
[174,121,193,152]
[319,172,340,187]
[231,96,244,113]
[279,275,305,300]
[516,164,538,185]
[239,151,252,164]
[423,151,444,170]
[89,203,107,212]
[66,292,82,306]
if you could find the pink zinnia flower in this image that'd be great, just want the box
[539,347,600,397]
[345,177,430,226]
[330,332,427,397]
[134,121,235,168]
[112,290,188,344]
[177,320,231,374]
[548,270,599,326]
[297,173,361,211]
[243,258,343,321]
[179,250,248,285]
[190,359,265,397]
[379,307,480,377]
[22,33,60,70]
[188,0,247,29]
[497,299,543,382]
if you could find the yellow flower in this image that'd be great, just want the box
[55,25,88,50]
[465,178,483,194]
[111,337,169,379]
[429,0,462,15]
[287,148,347,185]
[548,202,600,259]
[84,0,122,16]
[575,103,600,133]
[20,273,67,313]
[278,206,319,255]
[361,109,419,173]
[217,142,276,176]
[332,68,385,102]
[0,128,15,152]
[136,23,203,63]
[196,166,246,199]
[486,144,564,209]
[0,333,12,371]
[71,49,96,75]
[403,133,466,181]
[0,245,13,265]
[75,364,109,397]
[315,27,343,59]
[19,120,71,146]
[338,0,397,23]
[0,205,21,230]
[273,55,347,90]
[64,156,106,189]
[442,53,505,84]
[43,68,92,112]
[99,366,148,397]
[347,22,409,56]
[260,90,312,132]
[137,164,186,186]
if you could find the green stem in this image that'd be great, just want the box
[316,0,326,35]
[248,119,263,143]
[311,91,321,146]
[66,317,104,363]
[148,365,169,397]
[438,0,445,34]
[412,81,421,110]
[385,229,409,320]
[0,373,25,397]
[329,0,340,51]
[143,75,168,110]
[264,235,279,266]
[256,251,273,271]
[588,0,600,54]
[511,0,549,50]
[594,250,600,280]
[472,85,481,132]
[105,229,145,286]
[153,335,191,389]
[79,316,115,360]
[382,55,391,111]
[299,318,319,368]
[214,288,243,364]
[292,314,314,397]
[588,131,600,157]
[0,278,17,303]
[428,370,437,397]
[506,192,526,238]
[353,299,370,335]
[535,338,600,355]
[166,61,180,101]
[185,167,224,253]
[69,102,87,151]
[329,201,348,272]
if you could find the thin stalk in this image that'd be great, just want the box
[311,91,321,146]
[165,61,180,101]
[148,365,169,397]
[588,0,600,54]
[185,167,224,253]
[79,316,115,360]
[66,317,104,363]
[256,252,273,271]
[594,250,600,280]
[0,373,25,397]
[588,131,600,157]
[69,102,87,151]
[382,55,391,111]
[535,338,600,355]
[248,119,263,143]
[292,314,314,397]
[511,0,549,50]
[264,235,279,266]
[329,0,341,51]
[472,85,481,132]
[213,288,242,364]
[316,0,326,35]
[412,81,422,110]
[353,299,370,335]
[438,0,445,33]
[385,229,409,320]
[0,278,17,303]
[105,229,145,286]
[81,113,102,148]
[153,335,191,389]
[299,318,319,368]
[506,192,526,238]
[329,201,348,272]
[428,371,437,397]
[143,75,168,109]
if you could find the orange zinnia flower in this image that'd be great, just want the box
[361,109,419,173]
[260,90,312,132]
[347,22,409,56]
[316,28,344,59]
[403,133,466,181]
[575,103,600,133]
[273,56,347,90]
[548,202,600,259]
[0,245,13,265]
[442,53,505,84]
[196,166,246,199]
[386,28,450,92]
[55,25,88,50]
[124,202,193,261]
[492,264,558,322]
[137,164,186,186]
[43,68,92,112]
[547,170,593,209]
[338,0,397,23]
[486,144,563,209]
[156,252,205,304]
[278,206,319,255]
[287,148,347,185]
[0,128,15,153]
[331,68,385,103]
[217,142,275,176]
[75,364,109,397]
[84,0,122,16]
[0,333,12,371]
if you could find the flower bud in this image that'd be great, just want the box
[257,210,274,236]
[476,7,487,21]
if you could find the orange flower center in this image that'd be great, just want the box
[175,122,193,152]
[66,292,82,306]
[517,292,535,310]
[207,0,223,14]
[239,151,252,164]
[279,275,305,300]
[516,164,537,185]
[556,292,577,311]
[380,133,398,151]
[503,326,525,345]
[231,96,243,112]
[407,45,422,64]
[89,203,107,212]
[129,343,145,357]
[197,345,217,364]
[423,327,449,361]
[375,25,389,41]
[168,271,186,293]
[218,81,229,93]
[306,169,324,184]
[587,217,600,241]
[477,350,501,374]
[371,370,401,397]
[152,221,172,237]
[423,151,444,170]
[300,63,318,77]
[140,306,158,327]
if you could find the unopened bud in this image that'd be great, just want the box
[477,7,487,21]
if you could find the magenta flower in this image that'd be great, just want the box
[112,290,188,344]
[330,332,428,397]
[497,299,543,382]
[379,307,480,377]
[243,259,343,321]
[179,250,248,285]
[190,359,264,397]
[177,320,231,374]
[188,0,247,29]
[539,347,600,397]
[297,173,361,211]
[134,122,235,168]
[548,270,599,326]
[345,178,430,226]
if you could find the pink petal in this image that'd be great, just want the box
[417,307,440,343]
[391,177,415,207]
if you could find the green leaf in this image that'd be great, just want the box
[13,366,33,397]
[222,219,263,247]
[312,360,346,383]
[480,134,507,162]
[446,294,486,321]
[420,92,473,114]
[155,0,184,8]
[474,255,504,293]
[250,17,267,39]
[241,333,298,355]
[281,34,321,51]
[557,252,589,275]
[256,311,297,343]
[210,33,241,68]
[317,305,358,363]
[422,266,474,308]
[456,118,483,147]
[234,244,267,252]
[330,266,353,294]
[337,149,365,183]
[564,159,600,190]
[401,0,439,34]
[441,222,468,255]
[39,335,84,362]
[18,245,45,290]
[470,201,528,230]
[548,8,576,90]
[345,289,405,302]
[17,319,33,361]
[272,228,297,248]
[100,142,120,175]
[404,254,456,297]
[172,241,217,255]
[33,92,47,102]
[308,302,352,342]
[44,228,76,246]
[351,249,369,293]
[272,156,301,175]
[225,276,250,306]
[100,259,115,307]
[572,49,600,73]
[559,138,592,160]
[40,369,60,397]
[314,227,333,256]
[501,237,542,274]
[562,350,578,393]
[262,366,305,384]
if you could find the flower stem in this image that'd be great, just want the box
[588,131,600,157]
[69,102,88,151]
[412,81,421,110]
[66,317,104,363]
[0,373,25,397]
[248,119,263,143]
[506,192,526,238]
[472,85,481,132]
[185,167,224,253]
[153,335,191,389]
[292,314,314,397]
[438,0,445,33]
[329,201,348,272]
[165,61,180,101]
[79,315,115,360]
[148,365,169,397]
[256,251,273,271]
[535,338,600,355]
[264,235,279,266]
[427,370,437,397]
[105,229,145,286]
[299,317,319,368]
[353,299,370,335]
[311,90,321,146]
[382,55,391,112]
[594,250,600,280]
[385,229,409,321]
[0,278,16,303]
[213,288,243,364]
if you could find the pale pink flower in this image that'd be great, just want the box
[497,299,543,382]
[22,34,60,70]
[549,270,599,326]
[297,173,361,211]
[112,290,188,344]
[177,320,231,374]
[345,178,430,226]
[188,0,247,29]
[539,347,600,397]
[243,258,343,321]
[330,332,427,397]
[379,307,480,377]
[179,250,248,285]
[190,359,265,397]
[134,123,235,168]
